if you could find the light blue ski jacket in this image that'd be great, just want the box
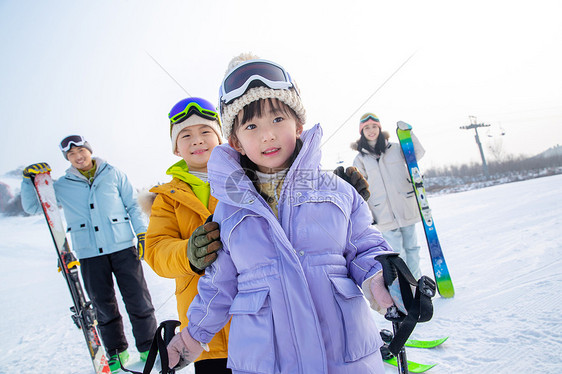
[21,158,146,259]
[187,124,394,374]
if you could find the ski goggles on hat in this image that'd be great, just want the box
[360,113,380,123]
[168,97,219,127]
[219,59,297,106]
[59,135,87,152]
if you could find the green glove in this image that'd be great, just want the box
[136,232,146,260]
[187,221,222,273]
[23,162,52,178]
[334,166,370,201]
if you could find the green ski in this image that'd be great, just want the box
[406,336,448,348]
[383,357,437,373]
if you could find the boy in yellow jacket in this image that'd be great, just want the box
[142,97,230,373]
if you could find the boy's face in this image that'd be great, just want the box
[362,121,380,141]
[230,100,303,174]
[174,124,221,172]
[66,146,94,171]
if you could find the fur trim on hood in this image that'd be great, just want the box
[137,188,157,216]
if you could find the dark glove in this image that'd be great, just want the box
[334,166,370,201]
[136,232,146,260]
[187,221,222,273]
[23,162,52,178]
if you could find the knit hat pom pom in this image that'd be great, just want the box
[224,52,261,76]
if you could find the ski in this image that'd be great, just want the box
[406,336,448,349]
[380,331,438,372]
[396,122,455,298]
[30,171,111,374]
[381,328,448,349]
[383,357,437,373]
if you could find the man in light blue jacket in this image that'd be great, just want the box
[21,135,157,372]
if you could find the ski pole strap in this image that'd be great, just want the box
[120,319,181,374]
[375,253,436,356]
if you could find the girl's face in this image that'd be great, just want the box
[362,121,380,141]
[230,100,303,174]
[175,124,221,172]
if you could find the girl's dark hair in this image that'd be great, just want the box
[231,98,303,199]
[351,130,387,156]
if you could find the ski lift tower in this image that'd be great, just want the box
[460,116,491,179]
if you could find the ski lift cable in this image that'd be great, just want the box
[321,51,418,148]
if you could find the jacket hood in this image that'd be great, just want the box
[166,159,211,207]
[208,123,323,206]
[166,159,206,186]
[137,189,156,216]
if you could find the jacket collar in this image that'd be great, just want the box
[151,178,215,216]
[166,159,207,186]
[65,157,107,182]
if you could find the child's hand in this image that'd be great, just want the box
[187,220,222,273]
[333,166,370,201]
[167,327,208,370]
[362,271,394,315]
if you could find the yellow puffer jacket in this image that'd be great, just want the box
[145,177,230,361]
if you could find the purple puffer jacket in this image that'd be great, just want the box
[187,124,394,374]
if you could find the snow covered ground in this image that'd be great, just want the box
[1,175,561,373]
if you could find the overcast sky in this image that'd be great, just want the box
[1,0,561,187]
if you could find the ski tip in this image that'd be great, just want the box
[437,285,455,298]
[440,291,455,298]
[408,362,438,373]
[406,336,449,348]
[384,357,438,373]
[436,279,455,298]
[397,121,412,131]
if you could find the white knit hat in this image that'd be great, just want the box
[220,54,306,139]
[170,115,222,153]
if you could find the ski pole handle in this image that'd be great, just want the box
[161,320,181,374]
[162,320,181,345]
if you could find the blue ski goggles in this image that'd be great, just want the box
[219,59,298,108]
[360,113,380,123]
[168,97,220,129]
[59,135,87,152]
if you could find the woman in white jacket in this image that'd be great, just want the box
[352,113,425,278]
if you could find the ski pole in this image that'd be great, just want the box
[119,319,181,374]
[392,320,409,374]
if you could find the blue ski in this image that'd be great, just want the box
[396,122,454,298]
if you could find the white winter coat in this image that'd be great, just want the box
[353,133,425,232]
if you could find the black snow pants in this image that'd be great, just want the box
[81,246,157,355]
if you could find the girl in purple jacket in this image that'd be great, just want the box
[167,54,396,374]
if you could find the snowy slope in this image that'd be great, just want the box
[0,214,184,374]
[1,175,562,373]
